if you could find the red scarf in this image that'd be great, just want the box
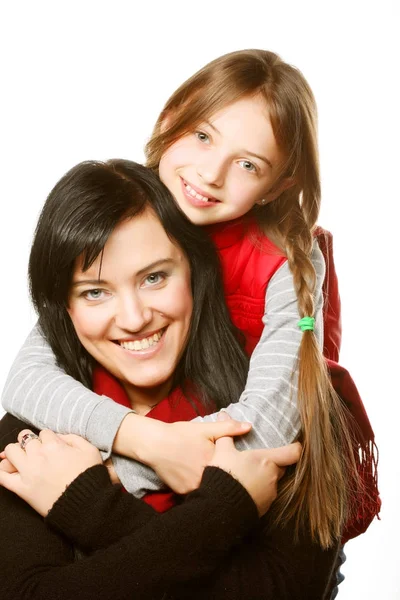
[93,367,206,512]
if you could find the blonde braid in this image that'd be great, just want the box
[266,205,355,548]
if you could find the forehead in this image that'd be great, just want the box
[75,209,186,278]
[211,94,269,120]
[206,95,280,158]
[210,95,269,132]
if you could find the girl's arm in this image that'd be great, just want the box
[194,240,325,450]
[1,326,131,454]
[2,241,324,493]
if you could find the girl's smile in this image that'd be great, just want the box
[180,177,220,207]
[159,95,284,226]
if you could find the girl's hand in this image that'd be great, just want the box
[209,413,301,516]
[113,413,252,494]
[0,429,102,516]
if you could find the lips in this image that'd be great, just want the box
[181,177,220,204]
[115,328,166,351]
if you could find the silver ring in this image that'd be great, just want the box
[20,432,40,450]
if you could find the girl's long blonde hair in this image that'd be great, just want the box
[146,49,358,549]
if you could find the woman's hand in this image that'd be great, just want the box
[209,413,301,516]
[0,429,102,516]
[113,413,252,494]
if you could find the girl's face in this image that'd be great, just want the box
[159,95,284,226]
[67,210,192,411]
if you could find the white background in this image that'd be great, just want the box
[0,1,399,597]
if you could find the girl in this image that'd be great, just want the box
[1,50,379,548]
[0,159,318,600]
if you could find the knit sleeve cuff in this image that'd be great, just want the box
[198,466,259,530]
[46,464,113,534]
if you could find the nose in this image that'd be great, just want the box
[196,153,227,187]
[115,293,153,333]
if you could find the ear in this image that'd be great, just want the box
[256,177,296,206]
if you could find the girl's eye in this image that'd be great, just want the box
[143,272,167,287]
[195,131,210,144]
[83,288,106,301]
[238,160,257,173]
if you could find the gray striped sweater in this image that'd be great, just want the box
[1,241,324,496]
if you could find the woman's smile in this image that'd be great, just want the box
[116,327,166,353]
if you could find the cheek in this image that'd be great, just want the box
[174,281,193,326]
[159,139,195,182]
[67,306,110,343]
[159,278,193,330]
[228,178,264,210]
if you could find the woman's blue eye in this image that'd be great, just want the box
[239,160,257,172]
[144,272,166,286]
[195,131,210,144]
[84,289,104,300]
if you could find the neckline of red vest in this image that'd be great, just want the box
[205,217,250,249]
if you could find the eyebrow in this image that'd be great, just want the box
[135,258,176,277]
[71,258,177,287]
[203,120,273,169]
[71,279,107,288]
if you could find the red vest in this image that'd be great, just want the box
[93,218,380,542]
[208,219,342,361]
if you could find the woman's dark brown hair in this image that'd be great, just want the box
[29,159,248,411]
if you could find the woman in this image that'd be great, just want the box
[0,159,337,599]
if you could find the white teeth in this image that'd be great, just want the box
[185,183,210,202]
[120,330,163,351]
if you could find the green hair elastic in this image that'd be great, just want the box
[298,316,315,332]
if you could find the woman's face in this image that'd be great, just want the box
[67,209,192,409]
[158,94,284,226]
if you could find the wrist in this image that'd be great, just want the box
[112,413,167,466]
